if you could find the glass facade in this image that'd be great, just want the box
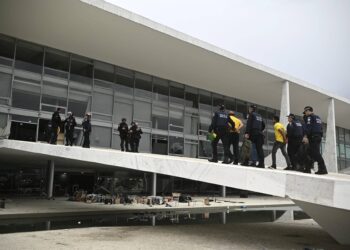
[0,33,349,171]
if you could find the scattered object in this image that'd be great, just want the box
[204,198,210,206]
[179,194,192,203]
[207,132,217,141]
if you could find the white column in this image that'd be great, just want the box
[152,173,157,196]
[221,186,226,198]
[279,81,290,126]
[323,98,338,173]
[47,160,55,199]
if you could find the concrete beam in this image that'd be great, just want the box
[323,98,338,173]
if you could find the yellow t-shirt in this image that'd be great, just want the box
[228,116,242,133]
[274,122,286,143]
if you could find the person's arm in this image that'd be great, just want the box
[278,128,287,143]
[209,112,217,132]
[245,115,252,138]
[237,119,244,132]
[228,117,235,130]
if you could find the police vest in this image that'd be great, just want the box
[292,120,303,138]
[215,111,228,127]
[305,114,323,135]
[251,112,263,130]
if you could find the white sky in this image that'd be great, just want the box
[106,0,350,99]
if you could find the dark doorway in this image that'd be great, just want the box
[152,136,168,155]
[38,119,50,142]
[9,121,37,142]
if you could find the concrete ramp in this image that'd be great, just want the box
[1,139,350,244]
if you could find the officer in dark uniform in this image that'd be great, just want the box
[129,122,142,152]
[244,105,265,168]
[302,106,328,175]
[118,118,129,152]
[64,111,77,146]
[285,113,304,170]
[208,104,230,163]
[82,113,91,148]
[50,108,62,145]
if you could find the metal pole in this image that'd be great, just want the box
[152,173,157,196]
[47,160,55,199]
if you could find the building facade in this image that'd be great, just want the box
[1,0,350,196]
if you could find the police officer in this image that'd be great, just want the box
[82,113,91,148]
[64,111,77,146]
[245,104,265,168]
[118,118,129,152]
[285,113,304,170]
[50,108,62,145]
[227,111,243,165]
[208,104,230,163]
[302,106,328,175]
[129,122,143,152]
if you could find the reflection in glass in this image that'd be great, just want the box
[169,136,184,155]
[135,72,152,100]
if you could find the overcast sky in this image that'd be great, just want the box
[106,0,350,100]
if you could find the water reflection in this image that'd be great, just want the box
[0,207,307,234]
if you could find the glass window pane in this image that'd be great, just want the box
[185,87,198,109]
[42,80,68,112]
[12,79,40,111]
[0,72,11,99]
[91,126,111,148]
[0,35,15,66]
[68,91,91,118]
[70,59,93,85]
[92,91,113,115]
[134,100,151,128]
[184,115,198,135]
[169,108,184,132]
[15,41,43,73]
[152,105,168,130]
[213,94,224,108]
[152,135,168,155]
[94,61,114,82]
[224,97,235,112]
[170,83,184,107]
[153,77,168,102]
[185,142,198,158]
[135,72,152,100]
[139,132,151,153]
[113,101,132,125]
[169,136,184,155]
[115,67,133,99]
[44,49,69,72]
[199,140,212,158]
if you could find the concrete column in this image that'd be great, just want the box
[222,212,227,225]
[221,186,226,198]
[323,98,338,173]
[152,173,157,196]
[47,160,55,199]
[279,81,290,126]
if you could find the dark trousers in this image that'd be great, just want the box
[120,136,129,151]
[50,127,58,145]
[228,132,240,163]
[287,139,302,169]
[130,139,140,152]
[65,129,74,146]
[308,135,327,172]
[211,128,230,161]
[82,133,90,148]
[250,134,264,167]
[272,141,291,166]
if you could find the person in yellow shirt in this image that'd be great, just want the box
[227,111,244,164]
[269,116,291,169]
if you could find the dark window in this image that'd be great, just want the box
[15,41,43,73]
[135,73,152,100]
[0,35,15,60]
[44,49,69,72]
[94,61,114,82]
[170,83,184,106]
[70,59,93,83]
[185,87,198,109]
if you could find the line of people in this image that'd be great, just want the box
[117,118,143,153]
[208,104,328,175]
[49,108,91,148]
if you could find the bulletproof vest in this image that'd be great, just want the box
[251,112,263,130]
[305,114,323,135]
[292,120,303,137]
[215,110,228,127]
